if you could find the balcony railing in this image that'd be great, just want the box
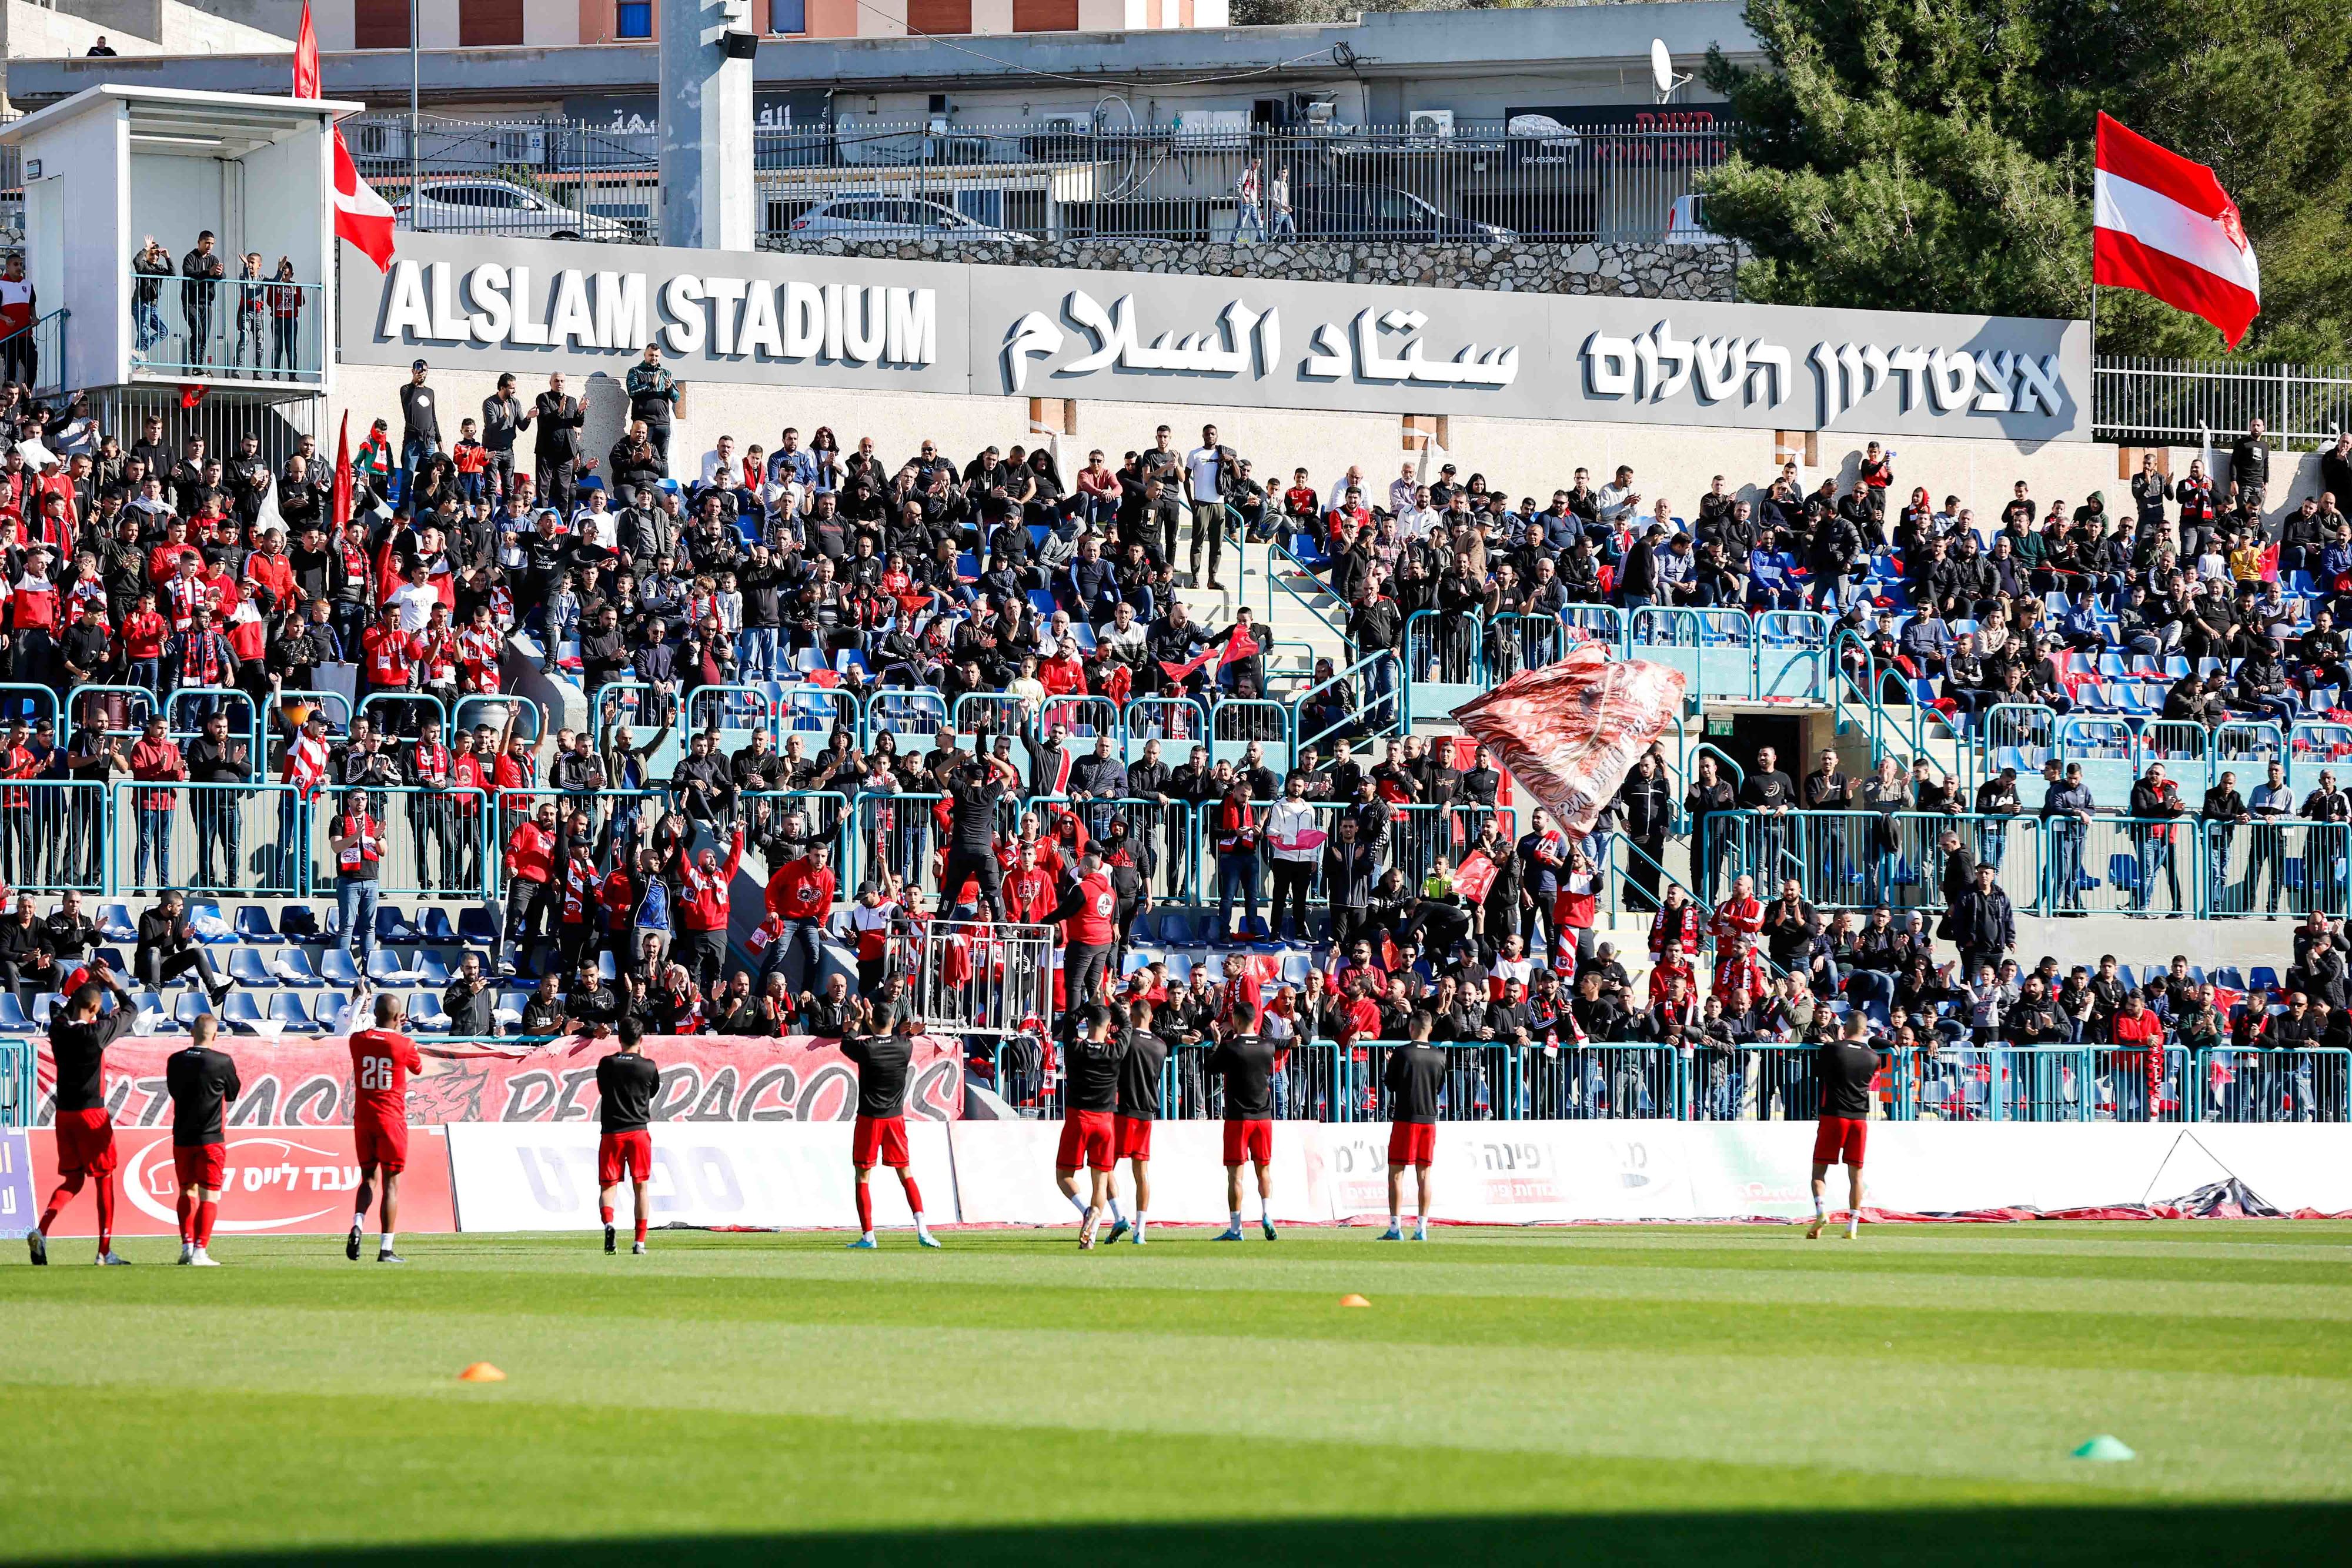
[129,269,324,385]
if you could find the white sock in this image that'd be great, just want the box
[861,1230,876,1243]
[1068,1192,1089,1216]
[913,1210,928,1231]
[1134,1214,1147,1238]
[1813,1194,1826,1219]
[1108,1197,1125,1223]
[1388,1212,1400,1229]
[1228,1210,1241,1228]
[380,1232,396,1252]
[353,1211,368,1233]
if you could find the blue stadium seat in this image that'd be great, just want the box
[321,948,363,987]
[0,993,31,1032]
[2214,967,2247,993]
[1162,953,1194,984]
[271,947,326,988]
[95,948,128,976]
[228,948,276,988]
[413,950,455,988]
[313,995,356,1034]
[419,907,460,944]
[281,905,328,943]
[235,905,278,942]
[97,903,136,942]
[2250,967,2281,993]
[219,991,268,1034]
[366,948,422,987]
[376,905,420,944]
[269,993,326,1034]
[172,991,214,1025]
[458,907,502,947]
[407,992,452,1032]
[30,992,63,1028]
[2107,854,2143,898]
[186,903,237,944]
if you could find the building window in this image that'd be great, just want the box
[616,1,653,38]
[460,0,524,45]
[771,0,806,31]
[353,0,409,49]
[907,0,971,35]
[1011,0,1077,29]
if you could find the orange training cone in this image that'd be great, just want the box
[457,1362,507,1383]
[1338,1294,1371,1308]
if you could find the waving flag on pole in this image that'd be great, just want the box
[2092,112,2260,349]
[295,1,397,272]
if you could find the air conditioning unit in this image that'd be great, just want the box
[1302,98,1337,125]
[1171,109,1250,148]
[1407,109,1455,140]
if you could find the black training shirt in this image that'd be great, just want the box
[1205,1035,1278,1120]
[1384,1042,1448,1125]
[948,771,1005,853]
[1064,1033,1125,1114]
[1117,1029,1168,1120]
[49,1009,135,1116]
[1817,1039,1886,1119]
[596,1049,661,1133]
[843,1033,914,1119]
[165,1044,241,1147]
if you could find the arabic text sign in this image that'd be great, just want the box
[345,232,2087,440]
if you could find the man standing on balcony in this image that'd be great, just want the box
[398,360,442,505]
[533,372,590,517]
[625,342,684,472]
[0,253,36,387]
[1740,746,1798,888]
[2042,760,2096,915]
[179,232,225,368]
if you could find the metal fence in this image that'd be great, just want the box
[2093,356,2352,446]
[343,113,1730,249]
[0,1038,29,1129]
[129,270,325,386]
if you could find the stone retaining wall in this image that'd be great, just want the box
[765,235,1741,300]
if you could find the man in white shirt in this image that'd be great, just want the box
[1596,464,1642,529]
[388,559,444,634]
[700,435,739,489]
[1396,486,1441,543]
[1182,423,1233,591]
[1388,463,1418,516]
[1325,464,1367,520]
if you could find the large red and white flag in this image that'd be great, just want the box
[2092,112,2260,349]
[295,1,397,272]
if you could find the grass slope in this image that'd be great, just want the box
[3,1223,2347,1566]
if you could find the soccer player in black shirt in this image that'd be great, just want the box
[1382,1010,1447,1242]
[595,1019,660,1255]
[164,1016,240,1266]
[32,966,136,1265]
[1810,1015,1887,1241]
[841,1014,941,1249]
[1113,999,1168,1246]
[1205,1030,1279,1241]
[1055,1005,1127,1248]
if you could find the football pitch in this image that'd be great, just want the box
[3,1222,2348,1566]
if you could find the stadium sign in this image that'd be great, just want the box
[348,232,2087,441]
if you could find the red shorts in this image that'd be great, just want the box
[53,1108,116,1178]
[597,1128,653,1186]
[1221,1118,1274,1168]
[1812,1116,1868,1167]
[353,1112,409,1175]
[1388,1121,1436,1167]
[1112,1114,1153,1161]
[1056,1109,1116,1173]
[172,1142,226,1190]
[851,1114,910,1169]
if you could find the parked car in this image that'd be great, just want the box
[391,179,636,242]
[1292,183,1516,243]
[786,196,1033,242]
[1662,193,1727,245]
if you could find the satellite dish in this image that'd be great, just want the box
[1651,38,1691,99]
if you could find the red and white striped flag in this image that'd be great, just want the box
[295,1,397,272]
[2093,112,2260,349]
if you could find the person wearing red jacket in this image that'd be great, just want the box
[1710,873,1765,949]
[1002,842,1057,927]
[762,842,837,992]
[556,838,603,976]
[1649,884,1704,960]
[2108,992,2167,1122]
[1047,847,1121,1028]
[502,801,558,977]
[676,824,746,992]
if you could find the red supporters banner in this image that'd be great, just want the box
[26,1125,458,1238]
[1451,849,1499,904]
[30,1035,965,1128]
[1451,644,1686,838]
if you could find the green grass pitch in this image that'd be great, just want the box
[4,1222,2348,1565]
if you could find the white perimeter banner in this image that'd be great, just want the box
[446,1121,956,1232]
[442,1119,2352,1229]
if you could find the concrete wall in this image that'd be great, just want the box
[6,0,168,58]
[769,235,1743,299]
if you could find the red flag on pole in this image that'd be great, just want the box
[296,1,398,272]
[330,409,353,529]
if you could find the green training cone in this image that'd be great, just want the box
[2072,1435,2136,1462]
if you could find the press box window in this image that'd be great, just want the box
[771,0,806,31]
[616,1,652,38]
